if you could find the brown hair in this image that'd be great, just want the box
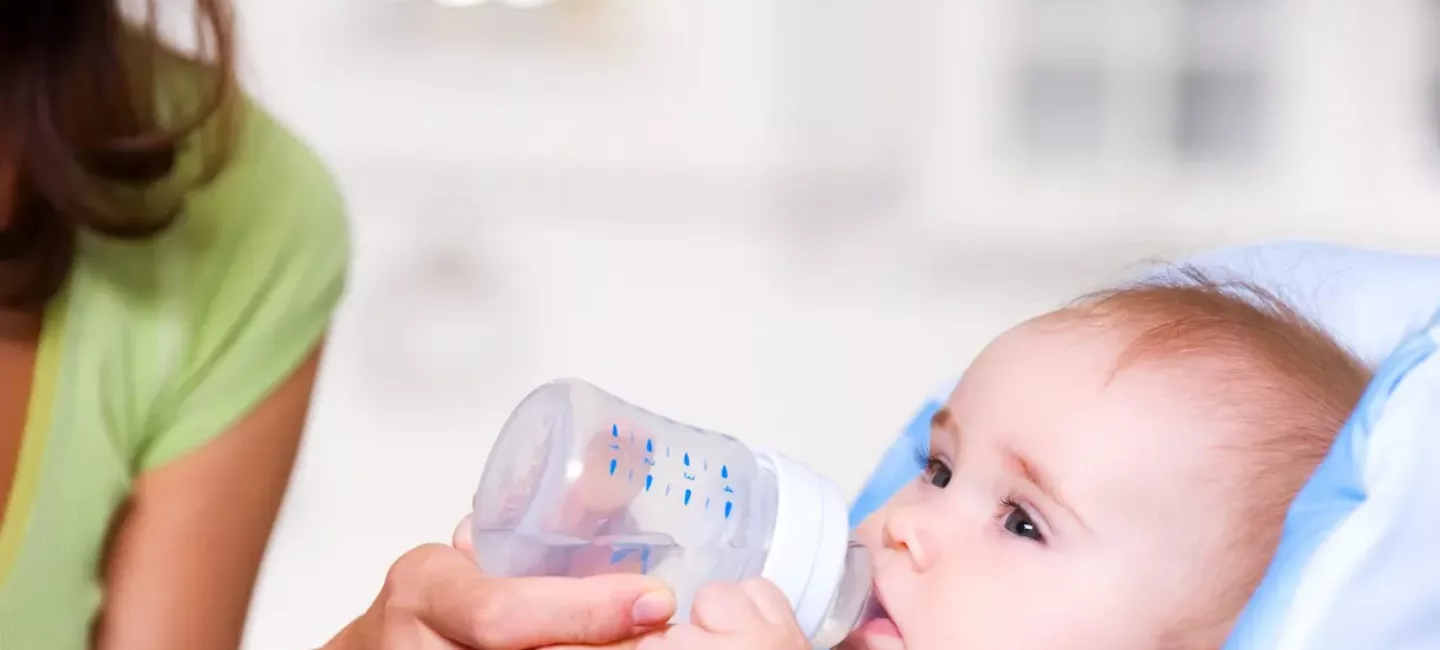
[1065,266,1372,648]
[0,0,237,308]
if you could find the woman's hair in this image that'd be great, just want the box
[0,0,238,308]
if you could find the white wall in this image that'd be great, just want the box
[229,1,1440,647]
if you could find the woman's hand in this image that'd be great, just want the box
[324,517,676,650]
[621,580,808,650]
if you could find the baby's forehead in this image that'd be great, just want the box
[961,317,1171,400]
[962,316,1232,434]
[950,319,1237,513]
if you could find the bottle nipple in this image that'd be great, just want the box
[809,539,877,648]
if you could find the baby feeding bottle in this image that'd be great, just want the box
[471,378,875,648]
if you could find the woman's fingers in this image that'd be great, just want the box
[456,574,674,649]
[388,543,676,649]
[543,626,669,650]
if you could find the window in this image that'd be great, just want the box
[1175,67,1261,160]
[1173,0,1268,162]
[1011,0,1270,166]
[1018,61,1108,155]
[1013,0,1110,158]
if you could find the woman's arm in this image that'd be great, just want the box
[93,346,325,650]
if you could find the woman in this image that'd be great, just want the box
[0,0,344,647]
[0,2,672,648]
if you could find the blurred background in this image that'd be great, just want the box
[228,0,1439,646]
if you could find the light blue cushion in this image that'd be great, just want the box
[849,242,1440,649]
[848,380,954,528]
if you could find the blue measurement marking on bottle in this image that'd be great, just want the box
[681,453,696,481]
[721,464,734,519]
[608,424,621,476]
[608,546,654,573]
[652,445,729,504]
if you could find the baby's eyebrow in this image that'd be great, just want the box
[930,406,960,443]
[1004,447,1091,532]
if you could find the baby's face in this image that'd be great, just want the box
[843,318,1252,650]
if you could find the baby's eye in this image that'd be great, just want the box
[922,458,952,489]
[1002,501,1044,543]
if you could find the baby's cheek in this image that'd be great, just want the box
[1157,535,1271,643]
[929,549,1165,650]
[1055,549,1191,649]
[980,585,1158,650]
[853,512,886,550]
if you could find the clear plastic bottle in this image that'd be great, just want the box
[471,378,874,648]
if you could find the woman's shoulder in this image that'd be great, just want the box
[181,98,350,265]
[76,96,351,336]
[63,96,350,469]
[77,93,350,288]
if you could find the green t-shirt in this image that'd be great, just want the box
[0,100,349,648]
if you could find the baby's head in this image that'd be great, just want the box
[844,268,1371,650]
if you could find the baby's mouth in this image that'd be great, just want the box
[846,591,903,647]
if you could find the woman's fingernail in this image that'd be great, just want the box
[632,589,676,626]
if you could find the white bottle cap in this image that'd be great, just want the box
[755,450,858,646]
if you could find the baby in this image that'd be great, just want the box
[633,267,1372,650]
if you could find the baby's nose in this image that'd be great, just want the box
[881,504,939,573]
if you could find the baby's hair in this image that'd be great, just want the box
[1059,265,1372,648]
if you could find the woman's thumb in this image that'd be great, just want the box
[452,514,475,554]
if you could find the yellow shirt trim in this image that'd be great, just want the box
[0,294,69,584]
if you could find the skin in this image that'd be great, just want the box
[593,316,1259,650]
[2,130,329,647]
[93,347,328,650]
[324,515,678,650]
[0,324,327,649]
[840,318,1251,650]
[325,418,676,650]
[0,317,38,527]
